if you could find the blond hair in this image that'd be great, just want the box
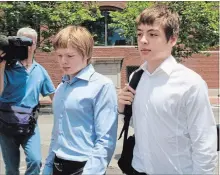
[136,5,179,42]
[53,25,94,64]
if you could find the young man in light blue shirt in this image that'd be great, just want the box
[0,27,55,175]
[43,25,118,175]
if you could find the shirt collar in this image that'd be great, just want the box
[62,64,95,84]
[13,59,37,69]
[159,55,177,75]
[140,55,177,76]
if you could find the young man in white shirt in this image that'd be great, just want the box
[118,5,217,175]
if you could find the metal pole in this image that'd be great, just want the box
[104,12,108,46]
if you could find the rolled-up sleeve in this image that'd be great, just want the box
[186,80,218,174]
[41,70,55,97]
[82,83,118,174]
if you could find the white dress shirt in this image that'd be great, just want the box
[132,55,217,174]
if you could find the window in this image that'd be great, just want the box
[108,28,126,46]
[83,10,130,46]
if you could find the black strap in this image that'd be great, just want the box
[33,102,40,112]
[217,124,219,151]
[118,69,144,150]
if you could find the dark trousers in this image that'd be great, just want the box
[128,166,148,175]
[53,155,86,175]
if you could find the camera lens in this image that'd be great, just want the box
[14,39,21,46]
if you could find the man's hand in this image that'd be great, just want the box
[0,52,6,95]
[0,52,6,69]
[118,85,136,113]
[0,59,6,70]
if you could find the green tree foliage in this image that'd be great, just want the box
[0,1,102,51]
[109,2,153,45]
[110,1,219,61]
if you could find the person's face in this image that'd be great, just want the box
[137,23,177,63]
[55,46,88,78]
[21,33,37,56]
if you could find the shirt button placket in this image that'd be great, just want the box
[59,114,63,134]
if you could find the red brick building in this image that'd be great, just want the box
[36,2,219,91]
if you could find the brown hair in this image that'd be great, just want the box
[136,5,180,42]
[53,25,94,64]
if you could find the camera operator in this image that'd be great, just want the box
[0,27,55,175]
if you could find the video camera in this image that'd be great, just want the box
[0,35,33,63]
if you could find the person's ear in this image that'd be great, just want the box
[169,36,177,47]
[83,56,89,61]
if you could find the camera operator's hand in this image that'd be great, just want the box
[0,52,6,69]
[0,59,6,69]
[0,51,6,95]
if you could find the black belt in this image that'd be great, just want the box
[53,155,86,175]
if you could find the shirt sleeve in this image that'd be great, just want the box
[42,116,57,175]
[3,72,7,89]
[185,80,218,174]
[41,69,55,97]
[82,83,118,174]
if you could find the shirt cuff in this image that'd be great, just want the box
[117,109,124,115]
[42,165,53,175]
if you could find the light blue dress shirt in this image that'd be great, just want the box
[43,64,118,174]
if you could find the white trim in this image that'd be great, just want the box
[93,60,122,64]
[92,56,124,60]
[200,51,220,53]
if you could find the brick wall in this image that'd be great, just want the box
[35,51,63,87]
[35,1,218,89]
[35,46,219,89]
[182,51,219,88]
[98,1,126,10]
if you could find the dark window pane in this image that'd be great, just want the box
[82,9,131,46]
[108,28,126,46]
[82,19,105,46]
